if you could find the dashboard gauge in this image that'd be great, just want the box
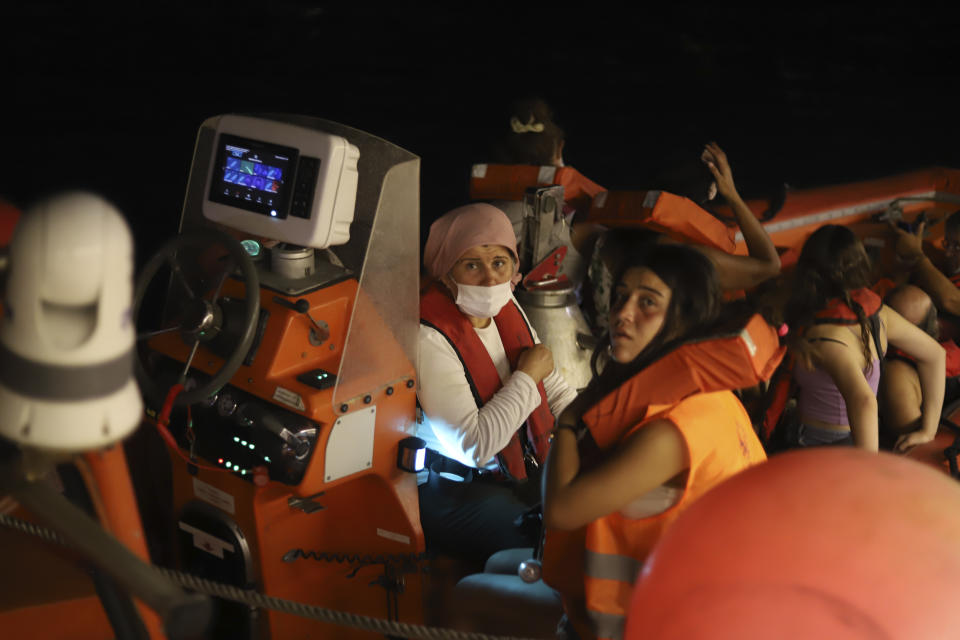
[235,403,255,427]
[217,392,237,417]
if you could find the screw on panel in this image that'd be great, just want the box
[406,379,414,388]
[247,378,254,383]
[364,395,372,404]
[329,344,335,350]
[386,387,394,395]
[339,404,348,413]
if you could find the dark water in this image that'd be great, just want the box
[4,5,959,262]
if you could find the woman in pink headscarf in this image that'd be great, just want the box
[418,203,576,559]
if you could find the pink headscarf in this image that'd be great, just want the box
[423,203,521,286]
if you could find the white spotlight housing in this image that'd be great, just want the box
[0,193,142,452]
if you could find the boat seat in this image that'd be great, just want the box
[448,572,562,639]
[484,546,535,574]
[423,546,561,638]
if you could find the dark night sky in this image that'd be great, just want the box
[4,4,960,263]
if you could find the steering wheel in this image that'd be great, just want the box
[134,227,260,406]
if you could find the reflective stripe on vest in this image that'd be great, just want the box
[584,549,642,584]
[587,609,626,640]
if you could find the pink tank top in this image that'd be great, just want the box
[794,359,881,425]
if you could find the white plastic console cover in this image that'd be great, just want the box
[202,114,359,249]
[324,406,376,482]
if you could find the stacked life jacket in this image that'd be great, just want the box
[541,313,783,640]
[760,288,883,445]
[419,284,554,481]
[587,189,736,254]
[468,163,606,215]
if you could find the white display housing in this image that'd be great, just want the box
[202,114,359,249]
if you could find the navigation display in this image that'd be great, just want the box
[208,134,299,218]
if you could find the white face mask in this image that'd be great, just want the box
[454,281,513,318]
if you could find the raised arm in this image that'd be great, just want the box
[892,222,960,317]
[698,142,781,291]
[543,410,688,531]
[881,304,946,451]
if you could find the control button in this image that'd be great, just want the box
[297,368,337,391]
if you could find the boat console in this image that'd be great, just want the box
[132,113,425,639]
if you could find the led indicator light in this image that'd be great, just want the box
[241,238,262,257]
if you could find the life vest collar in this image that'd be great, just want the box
[580,313,785,451]
[814,288,882,325]
[419,283,554,481]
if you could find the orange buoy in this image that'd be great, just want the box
[626,448,960,639]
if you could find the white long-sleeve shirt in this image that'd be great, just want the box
[417,310,577,469]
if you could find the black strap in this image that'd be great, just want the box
[868,313,885,378]
[420,319,485,408]
[941,418,960,480]
[424,449,505,483]
[806,337,848,346]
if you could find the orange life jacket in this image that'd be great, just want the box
[468,163,606,214]
[586,190,736,253]
[582,313,784,451]
[813,287,882,325]
[419,284,554,481]
[582,391,766,640]
[541,314,781,640]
